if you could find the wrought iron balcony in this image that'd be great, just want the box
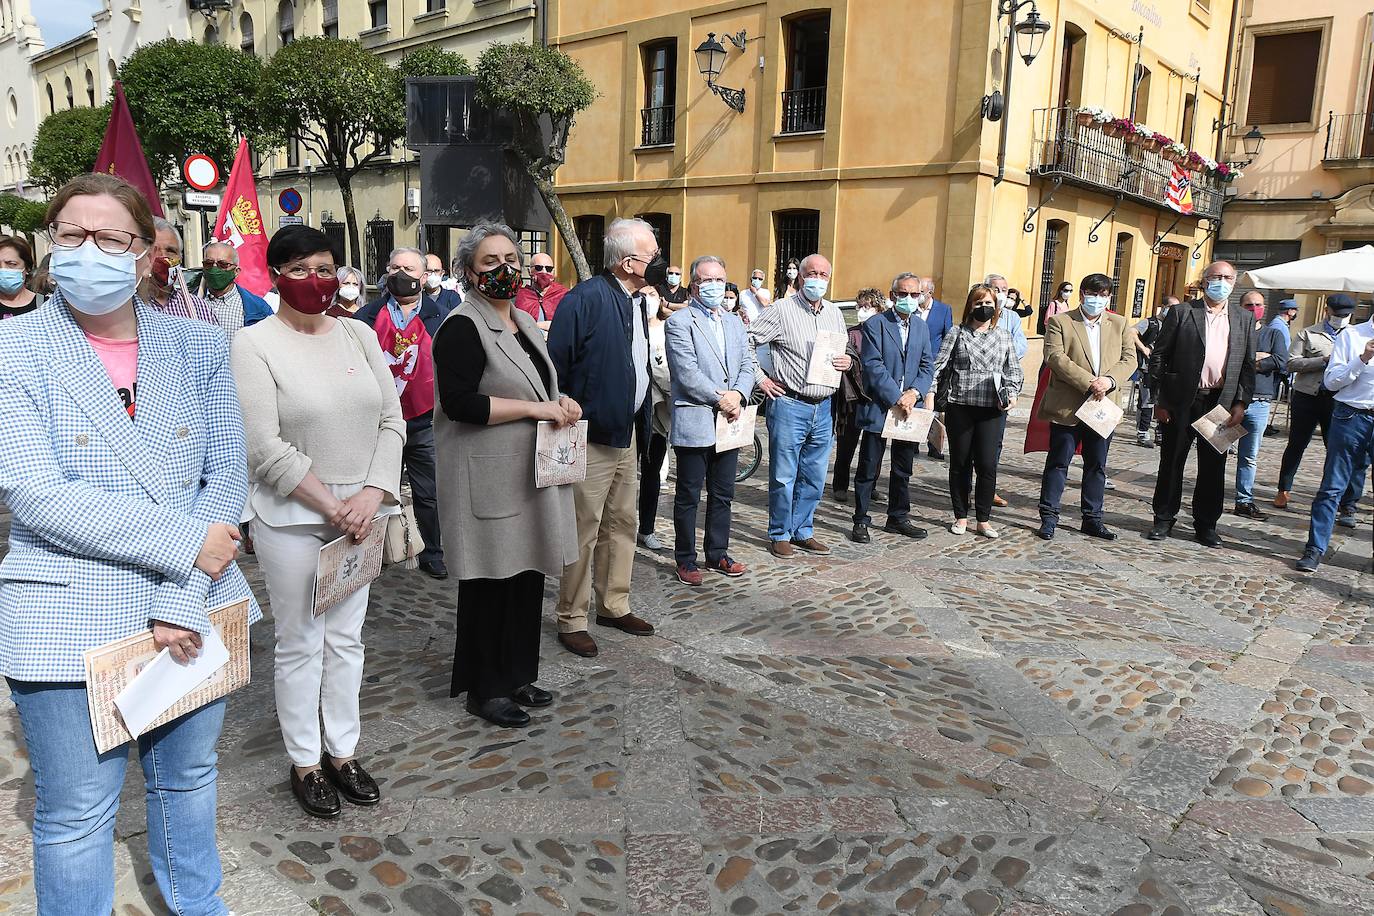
[640,105,674,147]
[1030,106,1224,221]
[1323,112,1374,162]
[780,86,827,134]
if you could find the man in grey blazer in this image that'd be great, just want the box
[664,256,757,585]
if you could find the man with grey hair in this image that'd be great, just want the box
[983,272,1029,361]
[663,254,756,584]
[198,240,272,337]
[141,217,220,325]
[352,245,448,577]
[547,217,664,657]
[748,252,851,558]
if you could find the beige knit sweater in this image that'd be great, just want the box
[231,315,406,499]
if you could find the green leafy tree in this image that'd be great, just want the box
[0,194,49,238]
[29,105,110,194]
[397,46,472,79]
[118,38,274,185]
[476,42,597,280]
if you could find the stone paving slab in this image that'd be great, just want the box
[1,417,1373,913]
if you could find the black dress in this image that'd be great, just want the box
[433,314,554,701]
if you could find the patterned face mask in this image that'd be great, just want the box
[476,262,521,300]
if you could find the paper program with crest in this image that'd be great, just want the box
[881,406,937,443]
[313,521,386,617]
[1074,396,1125,440]
[84,599,251,754]
[715,404,758,452]
[1191,404,1246,454]
[535,419,588,488]
[805,330,847,388]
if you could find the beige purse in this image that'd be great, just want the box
[383,497,424,568]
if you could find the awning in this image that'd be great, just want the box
[1243,245,1374,294]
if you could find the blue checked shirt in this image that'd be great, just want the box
[0,292,259,681]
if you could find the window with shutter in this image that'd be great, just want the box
[1246,30,1322,125]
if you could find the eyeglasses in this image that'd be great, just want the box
[203,260,238,271]
[531,265,554,273]
[1204,273,1236,282]
[280,263,337,280]
[626,249,662,265]
[47,221,151,256]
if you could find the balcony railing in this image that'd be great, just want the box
[1031,106,1224,221]
[640,105,674,147]
[780,86,827,134]
[1324,112,1374,162]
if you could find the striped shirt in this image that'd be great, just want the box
[934,325,1024,408]
[150,287,222,327]
[747,292,847,399]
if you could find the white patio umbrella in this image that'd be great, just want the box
[1243,245,1374,293]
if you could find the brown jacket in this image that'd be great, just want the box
[1037,309,1138,425]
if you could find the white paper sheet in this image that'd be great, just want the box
[1074,396,1125,439]
[1191,404,1247,454]
[881,406,937,442]
[114,625,230,739]
[805,330,847,388]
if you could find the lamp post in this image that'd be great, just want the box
[1213,117,1266,167]
[695,31,747,113]
[985,0,1052,185]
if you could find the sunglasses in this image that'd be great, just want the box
[531,265,554,273]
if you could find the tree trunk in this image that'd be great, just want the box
[532,172,591,282]
[338,176,363,271]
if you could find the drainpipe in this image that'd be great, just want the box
[994,6,1017,185]
[1210,0,1246,256]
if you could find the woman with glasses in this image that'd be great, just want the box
[934,284,1024,539]
[0,173,257,914]
[231,225,406,818]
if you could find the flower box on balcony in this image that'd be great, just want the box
[1102,122,1126,139]
[1141,137,1162,153]
[1075,111,1095,127]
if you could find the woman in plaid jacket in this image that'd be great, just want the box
[0,173,258,914]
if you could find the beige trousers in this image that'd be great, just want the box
[557,433,638,632]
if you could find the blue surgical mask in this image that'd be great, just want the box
[1205,279,1234,302]
[894,295,918,316]
[750,277,763,289]
[1081,295,1109,317]
[50,241,143,316]
[697,280,726,308]
[0,268,24,295]
[802,277,829,302]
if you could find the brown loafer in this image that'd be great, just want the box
[1273,490,1289,509]
[595,612,655,635]
[558,631,599,657]
[793,537,831,556]
[769,540,795,558]
[992,493,1007,508]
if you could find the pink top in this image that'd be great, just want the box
[1045,300,1071,319]
[1200,303,1230,390]
[85,331,139,418]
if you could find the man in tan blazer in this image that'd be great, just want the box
[1036,272,1138,540]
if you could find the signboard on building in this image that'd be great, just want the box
[1132,278,1147,318]
[278,215,304,228]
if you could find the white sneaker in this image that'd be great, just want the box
[637,532,665,550]
[951,519,968,535]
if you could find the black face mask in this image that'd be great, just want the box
[387,271,422,299]
[972,304,996,322]
[642,253,669,288]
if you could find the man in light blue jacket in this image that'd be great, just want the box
[664,255,756,586]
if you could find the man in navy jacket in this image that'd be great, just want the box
[917,276,953,459]
[546,218,662,659]
[850,272,935,544]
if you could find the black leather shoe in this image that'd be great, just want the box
[926,450,946,461]
[290,767,341,819]
[466,695,531,728]
[849,523,871,544]
[832,489,850,504]
[883,519,928,539]
[1036,524,1055,541]
[1145,520,1174,541]
[1194,528,1222,548]
[419,558,448,580]
[320,757,380,807]
[512,684,553,708]
[1080,523,1118,541]
[1234,502,1269,521]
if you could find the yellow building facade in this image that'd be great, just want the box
[550,0,1234,335]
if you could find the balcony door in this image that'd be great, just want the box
[1154,243,1186,309]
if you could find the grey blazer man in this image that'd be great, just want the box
[664,301,756,447]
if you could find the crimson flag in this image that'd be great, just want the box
[1023,364,1081,456]
[93,82,163,217]
[211,138,271,296]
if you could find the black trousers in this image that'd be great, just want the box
[1038,421,1111,526]
[853,432,915,526]
[1152,390,1227,531]
[450,570,545,699]
[404,417,443,564]
[945,404,1007,522]
[673,446,739,567]
[1136,377,1155,435]
[637,431,669,536]
[832,420,862,493]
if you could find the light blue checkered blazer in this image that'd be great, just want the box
[0,292,261,681]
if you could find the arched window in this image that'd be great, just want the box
[205,22,219,45]
[1038,219,1070,316]
[1112,232,1135,310]
[1057,23,1086,110]
[1132,65,1152,123]
[278,1,294,46]
[85,69,95,107]
[45,83,54,114]
[240,12,255,54]
[107,58,117,83]
[64,76,74,109]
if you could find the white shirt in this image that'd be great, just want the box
[898,315,910,349]
[1082,316,1102,375]
[1325,318,1374,409]
[738,288,763,323]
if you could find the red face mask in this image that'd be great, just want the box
[151,257,173,286]
[277,274,340,315]
[532,269,553,290]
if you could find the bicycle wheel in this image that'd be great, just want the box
[736,433,763,482]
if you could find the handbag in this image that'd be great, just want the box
[934,329,964,412]
[383,497,424,568]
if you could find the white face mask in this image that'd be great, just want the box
[338,284,361,302]
[857,307,877,323]
[666,272,681,286]
[440,277,459,291]
[51,241,144,316]
[1332,314,1351,329]
[996,292,1009,308]
[425,273,442,290]
[786,267,799,281]
[751,277,764,289]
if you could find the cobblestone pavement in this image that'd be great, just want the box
[4,415,1374,915]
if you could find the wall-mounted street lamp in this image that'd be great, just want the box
[695,31,747,114]
[982,0,1053,185]
[1213,118,1266,166]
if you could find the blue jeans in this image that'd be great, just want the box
[1234,399,1272,506]
[765,395,833,542]
[1306,405,1374,555]
[7,680,229,916]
